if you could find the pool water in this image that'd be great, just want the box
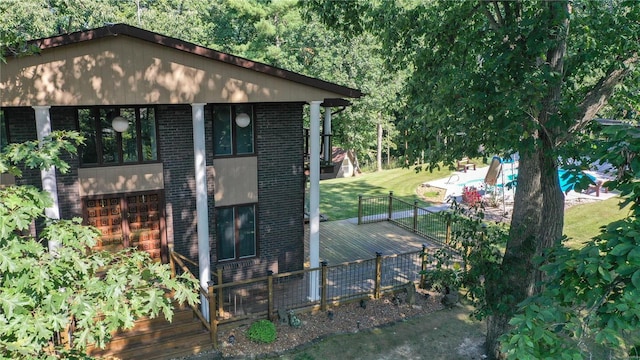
[558,169,596,193]
[456,169,595,193]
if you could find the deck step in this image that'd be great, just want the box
[89,306,214,360]
[94,331,213,360]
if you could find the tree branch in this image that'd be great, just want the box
[492,1,504,26]
[561,53,639,145]
[482,3,501,30]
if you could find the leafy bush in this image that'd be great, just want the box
[0,132,199,359]
[461,186,482,207]
[247,319,277,344]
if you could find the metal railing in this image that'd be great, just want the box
[170,246,431,349]
[357,191,458,246]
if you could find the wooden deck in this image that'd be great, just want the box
[305,219,440,265]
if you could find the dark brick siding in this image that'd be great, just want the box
[156,104,205,262]
[255,103,305,274]
[3,103,306,281]
[3,107,82,236]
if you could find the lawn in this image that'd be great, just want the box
[563,196,630,249]
[317,166,452,221]
[284,169,631,360]
[318,166,629,248]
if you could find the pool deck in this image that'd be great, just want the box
[424,162,617,203]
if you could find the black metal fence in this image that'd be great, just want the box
[171,247,431,349]
[357,191,459,245]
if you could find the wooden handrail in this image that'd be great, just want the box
[169,251,211,331]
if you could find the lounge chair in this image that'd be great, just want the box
[457,157,476,172]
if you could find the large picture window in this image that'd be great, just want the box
[213,105,254,156]
[79,107,158,166]
[216,204,256,261]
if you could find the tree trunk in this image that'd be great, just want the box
[376,122,383,171]
[485,149,543,358]
[485,5,571,357]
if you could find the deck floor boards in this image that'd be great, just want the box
[305,220,440,265]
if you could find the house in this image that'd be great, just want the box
[320,147,358,179]
[0,24,362,299]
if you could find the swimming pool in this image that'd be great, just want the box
[558,169,596,193]
[455,169,595,193]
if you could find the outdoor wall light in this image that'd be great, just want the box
[235,113,251,128]
[112,116,129,133]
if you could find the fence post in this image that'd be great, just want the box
[216,268,223,315]
[374,252,382,299]
[320,261,328,311]
[267,270,274,320]
[168,246,176,278]
[446,218,452,245]
[413,200,419,232]
[209,283,218,349]
[357,195,363,225]
[420,244,428,289]
[387,191,394,221]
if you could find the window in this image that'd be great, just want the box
[0,110,7,151]
[78,107,158,166]
[213,105,254,156]
[216,204,256,261]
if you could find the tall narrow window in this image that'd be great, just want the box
[120,108,138,163]
[100,109,118,164]
[212,105,254,156]
[79,109,99,164]
[216,204,257,261]
[141,108,157,161]
[78,107,159,166]
[235,105,254,154]
[213,106,232,156]
[0,110,7,151]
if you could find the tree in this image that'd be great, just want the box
[306,1,640,357]
[0,131,198,359]
[503,123,640,359]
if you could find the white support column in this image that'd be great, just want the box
[308,100,322,301]
[191,103,211,319]
[33,106,61,251]
[323,107,332,163]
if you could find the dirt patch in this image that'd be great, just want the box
[417,184,447,203]
[177,289,486,359]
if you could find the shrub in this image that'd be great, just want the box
[461,186,482,207]
[247,319,277,344]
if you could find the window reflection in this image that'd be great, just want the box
[79,107,158,166]
[213,105,254,157]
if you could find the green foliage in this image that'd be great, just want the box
[246,319,277,344]
[0,132,199,359]
[424,202,509,319]
[501,124,640,358]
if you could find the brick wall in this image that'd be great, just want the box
[206,102,306,281]
[4,103,306,281]
[157,104,202,261]
[254,103,305,275]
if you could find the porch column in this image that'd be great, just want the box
[323,106,332,163]
[309,100,322,301]
[33,106,60,251]
[191,103,211,319]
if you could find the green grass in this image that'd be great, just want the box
[317,166,631,249]
[318,166,452,221]
[563,196,630,249]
